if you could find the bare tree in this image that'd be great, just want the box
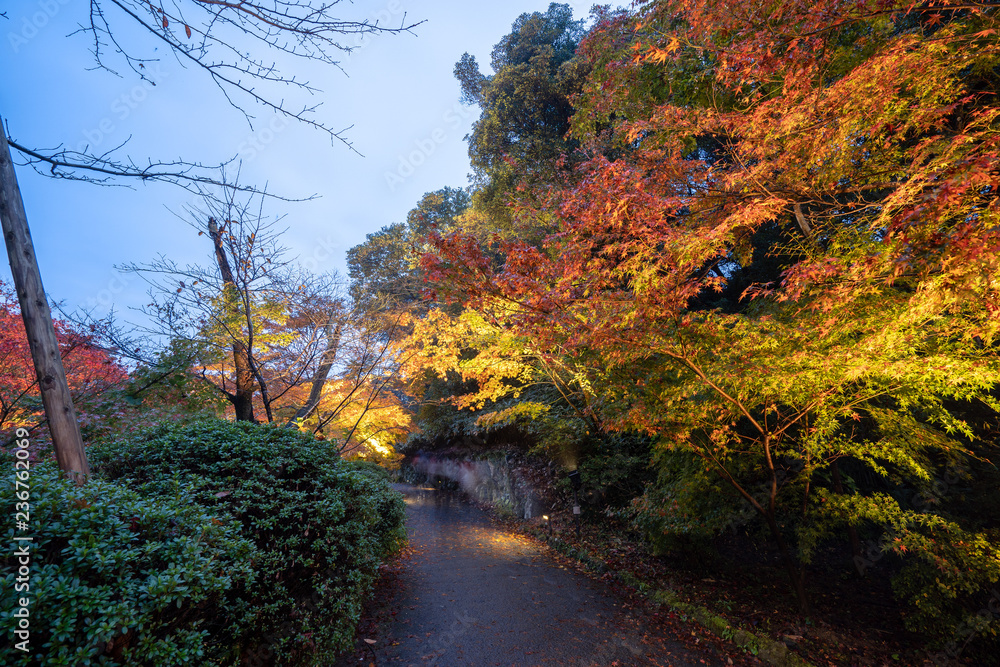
[119,187,333,422]
[12,0,423,177]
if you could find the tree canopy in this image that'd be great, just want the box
[454,3,588,232]
[408,0,1000,636]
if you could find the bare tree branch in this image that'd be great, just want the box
[9,1,424,189]
[76,0,424,155]
[5,135,312,201]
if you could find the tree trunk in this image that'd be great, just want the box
[245,324,273,423]
[208,218,255,422]
[248,354,273,422]
[763,442,810,615]
[231,341,256,421]
[0,117,90,484]
[832,460,863,564]
[764,511,811,615]
[287,313,342,426]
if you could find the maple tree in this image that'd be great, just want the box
[0,280,126,443]
[420,0,1000,620]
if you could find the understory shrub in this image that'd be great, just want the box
[0,418,404,666]
[1,461,252,666]
[89,418,405,665]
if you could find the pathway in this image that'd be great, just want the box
[363,484,727,667]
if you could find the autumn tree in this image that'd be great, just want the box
[110,186,414,458]
[307,308,413,459]
[347,187,470,315]
[397,304,608,459]
[0,280,126,442]
[121,188,344,423]
[424,0,1000,621]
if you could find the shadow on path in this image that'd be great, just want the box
[366,484,723,667]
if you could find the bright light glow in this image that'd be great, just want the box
[365,436,392,455]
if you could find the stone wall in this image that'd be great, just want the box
[403,454,547,520]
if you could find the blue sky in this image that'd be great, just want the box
[2,0,593,323]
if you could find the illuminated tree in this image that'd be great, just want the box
[122,189,343,423]
[424,0,1000,615]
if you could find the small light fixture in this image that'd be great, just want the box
[567,470,582,539]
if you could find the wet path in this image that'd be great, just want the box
[371,484,722,666]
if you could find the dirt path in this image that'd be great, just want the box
[358,484,729,666]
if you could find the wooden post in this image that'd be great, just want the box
[0,116,90,484]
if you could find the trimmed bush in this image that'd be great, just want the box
[1,461,253,666]
[89,418,405,665]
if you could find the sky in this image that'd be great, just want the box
[1,0,594,326]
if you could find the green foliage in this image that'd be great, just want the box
[548,431,655,511]
[632,450,744,543]
[124,338,228,417]
[347,223,413,311]
[805,489,1000,645]
[892,524,1000,644]
[405,187,471,242]
[455,3,588,232]
[1,461,252,666]
[348,187,470,315]
[628,445,796,564]
[89,418,405,665]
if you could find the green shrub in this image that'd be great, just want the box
[806,489,1000,651]
[566,432,655,510]
[1,461,252,667]
[889,523,1000,646]
[90,418,405,665]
